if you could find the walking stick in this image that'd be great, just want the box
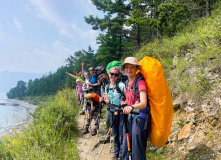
[96,115,117,160]
[96,104,139,160]
[123,114,132,160]
[78,96,85,118]
[84,110,93,146]
[82,103,88,131]
[113,105,139,160]
[92,102,106,151]
[94,107,101,155]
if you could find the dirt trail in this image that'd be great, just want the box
[77,113,114,160]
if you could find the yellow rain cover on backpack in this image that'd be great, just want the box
[139,56,173,147]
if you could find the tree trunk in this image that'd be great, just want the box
[206,0,211,16]
[136,23,140,49]
[119,34,122,59]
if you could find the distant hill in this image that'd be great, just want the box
[0,71,44,93]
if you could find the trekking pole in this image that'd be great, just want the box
[84,110,93,146]
[78,96,85,117]
[123,114,132,160]
[96,104,139,160]
[96,115,117,160]
[82,110,87,131]
[94,108,101,155]
[82,104,88,131]
[92,102,105,151]
[110,104,139,160]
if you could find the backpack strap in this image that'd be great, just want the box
[132,76,144,101]
[132,76,151,131]
[106,81,126,101]
[106,82,110,94]
[125,80,129,90]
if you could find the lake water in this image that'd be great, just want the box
[0,93,35,137]
[0,99,28,136]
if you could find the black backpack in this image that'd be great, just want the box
[117,69,128,84]
[95,66,106,76]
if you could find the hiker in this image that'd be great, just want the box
[121,57,149,160]
[104,67,125,160]
[95,67,112,131]
[88,67,101,96]
[76,79,84,105]
[83,93,100,136]
[80,72,93,115]
[65,62,85,82]
[95,66,109,98]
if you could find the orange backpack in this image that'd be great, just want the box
[90,93,101,106]
[139,56,173,147]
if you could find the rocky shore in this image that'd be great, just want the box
[0,99,38,138]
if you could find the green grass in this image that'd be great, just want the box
[146,147,168,160]
[0,89,81,160]
[176,119,185,127]
[23,94,55,105]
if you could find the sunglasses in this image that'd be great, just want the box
[110,72,119,77]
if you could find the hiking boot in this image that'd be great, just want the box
[91,129,97,136]
[111,155,119,160]
[83,127,89,134]
[79,111,85,115]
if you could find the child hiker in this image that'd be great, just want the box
[76,79,84,105]
[83,93,101,136]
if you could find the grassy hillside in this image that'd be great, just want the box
[136,1,221,101]
[135,2,221,159]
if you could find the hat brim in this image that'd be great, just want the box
[121,63,142,71]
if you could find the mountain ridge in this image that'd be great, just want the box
[0,71,44,93]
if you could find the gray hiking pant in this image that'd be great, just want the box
[105,107,112,130]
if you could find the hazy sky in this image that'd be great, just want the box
[0,0,103,73]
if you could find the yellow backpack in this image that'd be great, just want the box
[139,56,173,147]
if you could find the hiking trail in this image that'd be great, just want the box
[77,112,113,160]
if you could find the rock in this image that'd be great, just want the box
[168,131,178,142]
[173,102,181,111]
[186,113,197,123]
[185,53,192,61]
[187,100,195,107]
[187,66,197,75]
[202,98,220,118]
[178,122,193,140]
[217,98,221,106]
[184,106,195,114]
[179,146,184,151]
[201,123,213,134]
[157,147,164,153]
[172,56,178,68]
[207,116,218,127]
[188,138,193,144]
[188,145,197,151]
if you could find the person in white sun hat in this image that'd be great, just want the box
[121,57,150,160]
